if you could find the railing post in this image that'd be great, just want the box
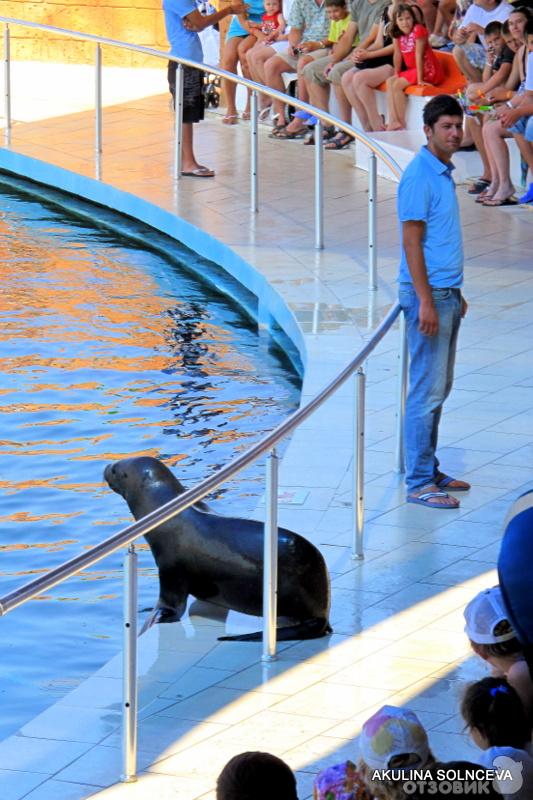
[368,150,377,291]
[314,119,324,250]
[173,63,184,181]
[250,89,258,213]
[121,544,138,783]
[262,448,279,662]
[3,23,11,146]
[352,367,365,560]
[395,310,408,473]
[95,43,103,178]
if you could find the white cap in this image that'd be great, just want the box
[464,586,516,645]
[359,706,430,771]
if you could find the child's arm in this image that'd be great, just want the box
[415,32,428,85]
[479,61,513,96]
[393,38,402,75]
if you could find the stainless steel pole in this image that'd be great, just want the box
[173,63,184,181]
[121,544,138,783]
[250,89,259,213]
[314,119,324,250]
[3,24,11,145]
[95,43,103,179]
[352,368,366,559]
[262,448,279,662]
[368,151,377,291]
[395,311,408,473]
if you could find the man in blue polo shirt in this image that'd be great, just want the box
[398,94,470,509]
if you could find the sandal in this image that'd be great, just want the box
[303,126,337,146]
[269,126,307,140]
[467,178,490,195]
[407,485,460,509]
[222,114,239,125]
[324,132,355,150]
[241,111,251,121]
[258,106,272,122]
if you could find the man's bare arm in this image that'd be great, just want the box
[402,219,438,336]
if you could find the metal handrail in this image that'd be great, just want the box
[0,17,408,782]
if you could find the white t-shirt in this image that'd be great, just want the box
[477,745,533,800]
[459,0,511,47]
[526,51,533,92]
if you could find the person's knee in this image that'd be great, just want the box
[341,68,353,92]
[264,56,283,82]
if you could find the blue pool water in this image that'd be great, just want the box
[0,184,301,740]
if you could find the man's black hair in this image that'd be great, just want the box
[216,752,298,800]
[484,20,503,36]
[325,0,347,7]
[423,95,463,128]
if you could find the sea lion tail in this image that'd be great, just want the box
[218,618,332,642]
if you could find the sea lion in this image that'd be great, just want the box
[104,456,331,640]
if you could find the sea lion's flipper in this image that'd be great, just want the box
[218,618,332,642]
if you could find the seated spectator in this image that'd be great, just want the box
[263,0,330,131]
[298,0,390,145]
[429,0,458,49]
[464,585,533,715]
[497,19,533,202]
[461,677,533,799]
[314,705,436,800]
[463,20,514,193]
[452,0,511,83]
[274,0,353,139]
[478,19,530,205]
[216,751,298,800]
[386,4,444,130]
[247,0,293,121]
[341,0,424,134]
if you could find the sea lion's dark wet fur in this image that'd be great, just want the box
[104,456,331,640]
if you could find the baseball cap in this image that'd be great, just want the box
[359,706,430,771]
[464,586,517,645]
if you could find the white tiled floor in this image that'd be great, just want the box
[1,64,533,800]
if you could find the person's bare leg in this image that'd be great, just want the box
[432,0,455,35]
[264,54,291,121]
[467,116,491,182]
[483,122,514,202]
[453,45,482,83]
[386,77,409,130]
[417,0,437,31]
[248,45,276,110]
[222,36,242,121]
[332,79,354,124]
[352,66,393,130]
[308,79,330,113]
[342,68,371,130]
[513,133,533,173]
[238,36,257,115]
[181,123,213,174]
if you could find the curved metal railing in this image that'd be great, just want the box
[0,16,407,783]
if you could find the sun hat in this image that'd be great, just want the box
[359,706,430,771]
[464,586,517,645]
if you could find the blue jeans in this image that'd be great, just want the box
[399,285,462,494]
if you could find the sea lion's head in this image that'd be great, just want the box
[104,456,208,518]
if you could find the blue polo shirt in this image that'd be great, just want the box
[397,145,463,289]
[163,0,203,62]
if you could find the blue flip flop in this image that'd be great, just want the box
[407,489,460,509]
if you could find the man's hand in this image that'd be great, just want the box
[461,295,468,318]
[419,299,439,336]
[497,107,521,127]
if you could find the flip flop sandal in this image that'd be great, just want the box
[468,178,490,195]
[435,473,471,491]
[258,106,272,122]
[475,190,493,203]
[181,167,215,178]
[222,114,239,124]
[303,126,337,145]
[270,127,307,140]
[482,197,518,207]
[324,133,355,150]
[407,490,460,509]
[241,111,251,120]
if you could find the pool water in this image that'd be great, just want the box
[0,185,301,740]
